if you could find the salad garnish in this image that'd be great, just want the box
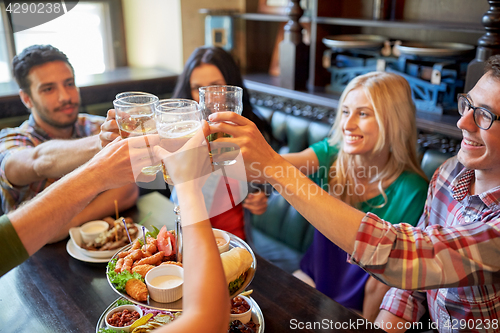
[107,259,144,293]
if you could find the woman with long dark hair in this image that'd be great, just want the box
[171,46,271,240]
[172,46,272,141]
[101,46,270,240]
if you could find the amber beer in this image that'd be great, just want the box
[199,85,242,166]
[113,93,161,175]
[154,99,203,185]
[158,120,201,183]
[206,132,234,164]
[206,132,231,142]
[117,112,157,138]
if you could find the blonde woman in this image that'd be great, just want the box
[284,72,428,321]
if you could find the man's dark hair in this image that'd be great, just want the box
[485,54,500,79]
[12,44,74,95]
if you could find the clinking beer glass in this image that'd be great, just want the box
[199,85,242,165]
[113,93,161,175]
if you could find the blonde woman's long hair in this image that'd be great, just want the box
[327,71,426,207]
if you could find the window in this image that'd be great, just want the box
[0,10,11,83]
[12,2,113,77]
[0,0,125,84]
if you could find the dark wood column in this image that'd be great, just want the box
[465,0,500,91]
[279,0,309,90]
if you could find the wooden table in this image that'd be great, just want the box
[249,256,382,333]
[0,193,382,333]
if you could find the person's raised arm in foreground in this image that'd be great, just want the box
[209,112,366,253]
[0,135,158,277]
[153,122,229,333]
[0,112,140,242]
[2,135,103,186]
[207,112,500,290]
[374,290,423,333]
[43,110,139,242]
[4,134,140,243]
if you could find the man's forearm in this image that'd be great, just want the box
[363,277,391,322]
[47,183,139,243]
[32,135,101,178]
[352,214,500,290]
[6,135,159,256]
[6,135,101,186]
[375,310,410,333]
[8,161,108,255]
[263,155,365,254]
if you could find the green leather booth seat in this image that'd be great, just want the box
[420,149,453,180]
[250,106,331,273]
[250,105,456,273]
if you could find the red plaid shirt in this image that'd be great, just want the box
[350,157,500,332]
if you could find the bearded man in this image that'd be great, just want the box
[0,45,138,242]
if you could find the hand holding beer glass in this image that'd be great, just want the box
[155,99,203,262]
[113,93,161,175]
[199,85,242,165]
[155,99,203,185]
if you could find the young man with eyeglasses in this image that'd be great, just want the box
[370,56,500,332]
[206,54,500,332]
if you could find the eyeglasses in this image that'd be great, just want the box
[457,93,500,130]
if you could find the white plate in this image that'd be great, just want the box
[66,239,110,263]
[69,223,146,259]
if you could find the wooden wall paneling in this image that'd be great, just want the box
[403,0,487,23]
[359,26,482,45]
[245,20,280,73]
[312,24,342,87]
[246,0,260,14]
[316,0,341,18]
[336,0,370,18]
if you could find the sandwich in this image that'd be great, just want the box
[221,247,253,294]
